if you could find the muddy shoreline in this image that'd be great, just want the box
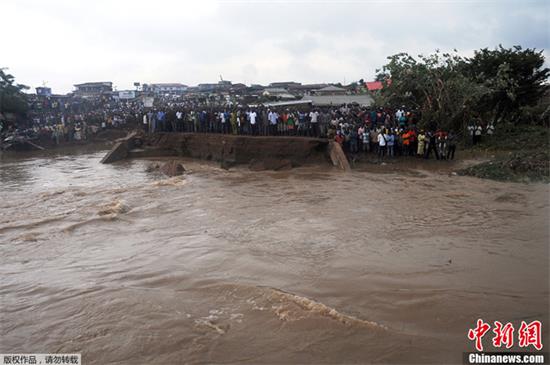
[0,137,512,180]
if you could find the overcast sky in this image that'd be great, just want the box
[2,0,548,93]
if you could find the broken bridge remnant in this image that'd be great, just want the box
[101,132,351,171]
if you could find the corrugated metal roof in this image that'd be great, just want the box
[150,83,187,87]
[365,79,391,91]
[263,100,313,107]
[317,85,346,92]
[304,95,373,106]
[74,82,112,87]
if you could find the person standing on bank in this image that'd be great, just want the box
[474,122,483,145]
[417,130,426,157]
[362,127,370,153]
[467,121,476,145]
[248,109,258,135]
[377,128,387,158]
[387,129,395,158]
[446,131,457,160]
[424,130,439,160]
[309,109,320,137]
[486,122,495,138]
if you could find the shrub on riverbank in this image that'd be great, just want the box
[459,125,549,182]
[459,150,549,183]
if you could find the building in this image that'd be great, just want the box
[217,80,232,91]
[117,90,136,100]
[73,82,113,97]
[143,83,188,95]
[314,85,347,96]
[269,81,302,89]
[301,94,373,107]
[262,88,297,100]
[263,100,313,108]
[365,79,391,92]
[289,83,328,95]
[197,83,218,92]
[230,83,247,93]
[35,87,52,97]
[185,86,200,93]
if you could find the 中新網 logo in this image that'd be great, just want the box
[467,319,543,351]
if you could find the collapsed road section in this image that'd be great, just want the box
[101,131,351,171]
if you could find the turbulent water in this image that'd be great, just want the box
[1,148,548,364]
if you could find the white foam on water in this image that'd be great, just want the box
[97,198,129,216]
[151,177,187,187]
[265,288,387,330]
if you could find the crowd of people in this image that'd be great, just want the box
[140,105,479,160]
[1,94,495,161]
[333,125,457,160]
[1,96,143,145]
[141,107,332,137]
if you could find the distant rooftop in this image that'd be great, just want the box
[317,85,346,92]
[263,100,313,107]
[291,83,328,90]
[365,80,391,91]
[303,94,373,106]
[74,81,112,87]
[269,81,302,87]
[148,83,187,87]
[264,87,289,93]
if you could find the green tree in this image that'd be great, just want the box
[464,45,549,123]
[376,50,488,132]
[375,46,549,131]
[0,68,29,121]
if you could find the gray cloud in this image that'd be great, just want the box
[1,0,548,93]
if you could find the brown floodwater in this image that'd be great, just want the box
[1,148,548,364]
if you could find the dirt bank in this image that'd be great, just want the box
[459,150,549,183]
[458,125,549,183]
[103,132,335,169]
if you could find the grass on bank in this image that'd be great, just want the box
[458,125,549,183]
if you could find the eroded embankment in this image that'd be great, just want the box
[101,132,350,170]
[459,150,549,183]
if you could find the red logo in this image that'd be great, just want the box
[492,321,514,349]
[518,320,543,350]
[468,319,491,351]
[468,319,543,351]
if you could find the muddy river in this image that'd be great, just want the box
[0,148,548,364]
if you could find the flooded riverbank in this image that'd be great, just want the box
[1,149,548,364]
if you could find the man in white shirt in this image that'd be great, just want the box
[219,111,226,134]
[176,111,183,132]
[486,122,495,136]
[377,129,387,158]
[268,110,278,135]
[475,123,483,145]
[142,114,148,132]
[248,110,258,135]
[309,110,320,137]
